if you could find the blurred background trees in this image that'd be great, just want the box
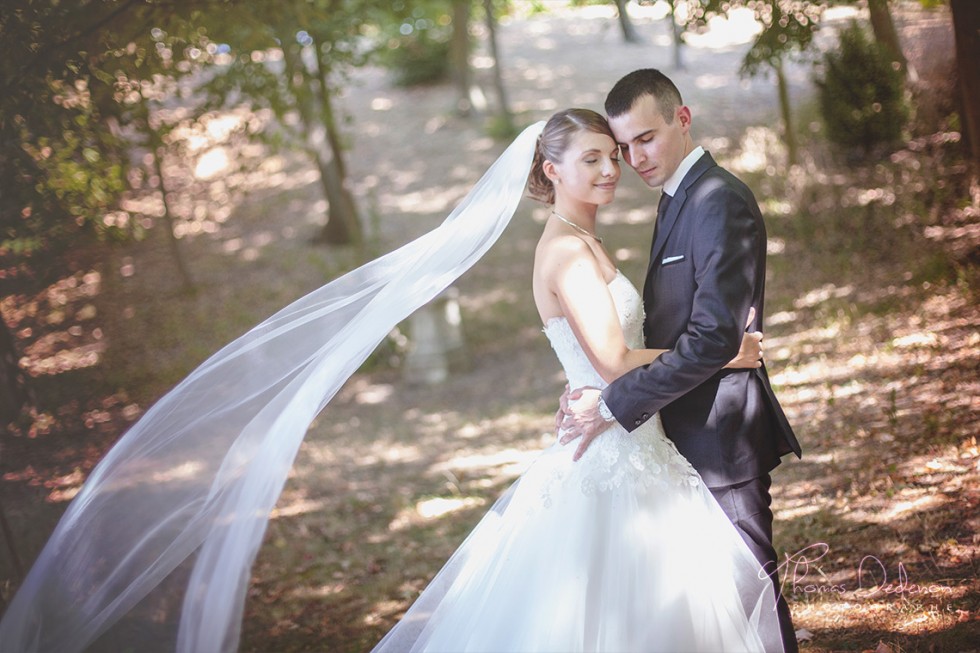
[684,0,979,166]
[1,0,977,444]
[1,2,977,649]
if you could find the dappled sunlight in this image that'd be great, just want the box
[269,497,327,520]
[791,600,965,637]
[354,383,394,405]
[4,271,106,377]
[150,460,204,484]
[435,447,539,477]
[793,283,855,309]
[464,136,496,154]
[762,261,978,644]
[194,146,231,180]
[247,160,320,194]
[22,338,104,376]
[379,183,473,216]
[415,496,484,519]
[220,229,280,261]
[685,8,761,49]
[693,74,737,91]
[623,207,653,224]
[767,237,786,254]
[359,119,392,138]
[728,126,783,174]
[777,502,824,521]
[370,97,393,112]
[297,432,426,468]
[388,496,487,532]
[613,247,641,264]
[848,488,948,524]
[288,582,346,600]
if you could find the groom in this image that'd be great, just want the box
[560,69,802,652]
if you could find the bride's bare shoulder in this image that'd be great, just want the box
[534,231,596,274]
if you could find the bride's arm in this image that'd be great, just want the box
[547,240,759,385]
[547,238,665,384]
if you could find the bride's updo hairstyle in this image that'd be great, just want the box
[527,108,615,205]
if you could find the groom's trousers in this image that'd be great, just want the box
[710,475,798,653]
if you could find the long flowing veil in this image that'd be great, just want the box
[0,121,546,653]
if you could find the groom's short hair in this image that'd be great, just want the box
[605,69,684,124]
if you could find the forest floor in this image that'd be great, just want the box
[2,3,977,652]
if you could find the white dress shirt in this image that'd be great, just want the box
[663,145,705,197]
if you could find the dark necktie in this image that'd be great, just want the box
[654,191,672,241]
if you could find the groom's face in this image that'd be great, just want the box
[608,93,692,189]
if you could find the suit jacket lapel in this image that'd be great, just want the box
[647,152,718,275]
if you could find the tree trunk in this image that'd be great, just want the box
[867,0,913,80]
[950,0,980,163]
[774,58,798,166]
[450,0,473,116]
[667,1,684,70]
[613,0,641,44]
[311,41,348,180]
[483,0,514,134]
[0,310,31,424]
[314,152,361,245]
[152,147,195,292]
[0,496,25,583]
[305,35,361,245]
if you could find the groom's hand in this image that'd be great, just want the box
[559,387,614,462]
[554,383,571,433]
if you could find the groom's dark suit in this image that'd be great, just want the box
[602,151,800,483]
[602,151,802,651]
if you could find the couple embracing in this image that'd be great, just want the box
[0,69,801,652]
[372,68,802,652]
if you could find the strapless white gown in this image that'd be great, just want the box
[371,271,783,652]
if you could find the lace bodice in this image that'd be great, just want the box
[537,270,700,501]
[542,271,644,390]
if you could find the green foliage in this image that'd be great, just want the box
[740,2,823,77]
[0,0,385,292]
[0,0,222,292]
[485,113,523,141]
[690,0,825,77]
[374,3,453,86]
[379,31,451,86]
[814,20,909,160]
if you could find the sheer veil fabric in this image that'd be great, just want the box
[0,121,546,653]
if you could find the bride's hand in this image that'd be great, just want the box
[725,307,763,369]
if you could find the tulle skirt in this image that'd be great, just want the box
[372,418,784,653]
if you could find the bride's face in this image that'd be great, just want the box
[547,131,621,207]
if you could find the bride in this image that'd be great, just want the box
[0,110,779,653]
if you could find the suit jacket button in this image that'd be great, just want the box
[634,418,643,426]
[641,412,650,420]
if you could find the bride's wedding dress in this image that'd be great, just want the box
[372,271,784,652]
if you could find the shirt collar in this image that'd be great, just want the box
[663,145,705,197]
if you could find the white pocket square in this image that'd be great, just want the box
[661,254,685,265]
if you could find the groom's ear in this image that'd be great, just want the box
[676,105,692,132]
